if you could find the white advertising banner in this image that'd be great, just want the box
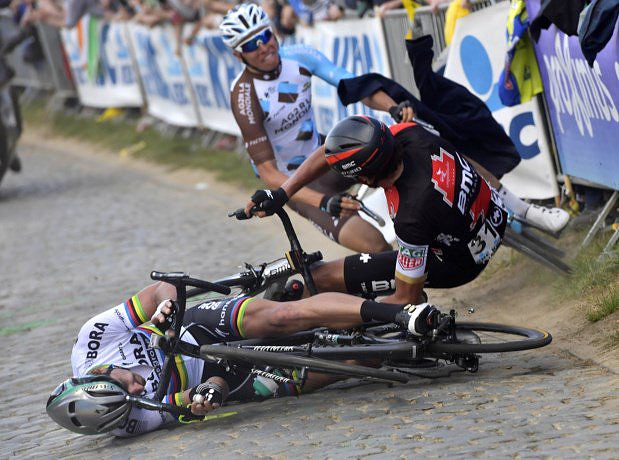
[296,18,393,134]
[61,19,143,108]
[127,24,199,127]
[444,3,559,199]
[183,28,243,135]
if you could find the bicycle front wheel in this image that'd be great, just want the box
[426,322,552,354]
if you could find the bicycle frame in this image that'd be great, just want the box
[145,209,324,415]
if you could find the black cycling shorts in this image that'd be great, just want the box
[343,250,486,296]
[182,296,300,402]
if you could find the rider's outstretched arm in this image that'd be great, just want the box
[280,145,330,199]
[257,158,325,209]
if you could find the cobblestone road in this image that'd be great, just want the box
[1,142,617,459]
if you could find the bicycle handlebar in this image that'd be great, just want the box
[229,207,318,296]
[150,271,231,295]
[228,208,253,220]
[126,394,192,417]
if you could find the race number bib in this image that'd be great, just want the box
[468,221,501,264]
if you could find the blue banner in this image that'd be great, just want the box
[527,0,619,190]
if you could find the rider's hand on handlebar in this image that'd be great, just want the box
[389,100,415,123]
[151,299,176,336]
[320,193,360,218]
[245,187,289,218]
[189,378,228,415]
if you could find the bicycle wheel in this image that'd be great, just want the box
[0,111,9,186]
[425,322,552,354]
[199,344,409,383]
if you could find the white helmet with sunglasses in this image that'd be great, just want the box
[219,4,272,52]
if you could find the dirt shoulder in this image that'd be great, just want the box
[19,127,618,374]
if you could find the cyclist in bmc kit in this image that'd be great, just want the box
[220,4,414,253]
[47,278,442,436]
[247,116,510,305]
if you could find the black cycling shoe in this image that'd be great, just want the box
[395,303,442,337]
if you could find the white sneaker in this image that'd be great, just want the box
[524,205,570,233]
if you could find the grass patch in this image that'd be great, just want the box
[586,286,619,322]
[22,101,263,190]
[554,245,619,301]
[548,231,619,324]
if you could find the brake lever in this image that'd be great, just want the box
[228,208,252,220]
[348,196,386,227]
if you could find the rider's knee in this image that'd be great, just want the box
[311,261,341,292]
[357,231,391,253]
[340,224,390,253]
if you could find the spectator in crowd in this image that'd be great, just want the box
[287,0,343,26]
[262,0,298,36]
[132,0,175,27]
[185,0,237,45]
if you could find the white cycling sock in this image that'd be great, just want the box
[498,185,530,217]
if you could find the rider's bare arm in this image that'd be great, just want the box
[256,158,325,208]
[135,282,177,321]
[361,90,415,122]
[280,145,330,198]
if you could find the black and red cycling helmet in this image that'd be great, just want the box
[324,115,395,179]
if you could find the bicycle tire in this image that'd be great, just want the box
[425,322,552,354]
[199,344,409,383]
[503,230,572,275]
[270,322,551,359]
[0,112,9,186]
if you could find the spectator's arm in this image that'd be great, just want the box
[203,0,233,15]
[377,0,403,15]
[174,21,183,55]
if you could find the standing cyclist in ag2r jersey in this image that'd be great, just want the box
[220,4,414,253]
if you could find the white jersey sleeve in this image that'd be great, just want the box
[281,44,354,86]
[111,406,175,437]
[72,295,152,376]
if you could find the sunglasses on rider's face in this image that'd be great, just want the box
[238,28,273,53]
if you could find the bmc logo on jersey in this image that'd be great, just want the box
[397,247,426,270]
[431,148,456,207]
[341,161,356,170]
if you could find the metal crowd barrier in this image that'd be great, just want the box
[36,23,76,97]
[381,10,419,97]
[0,14,75,96]
[381,0,505,95]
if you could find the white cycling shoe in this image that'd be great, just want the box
[395,303,441,337]
[524,205,570,233]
